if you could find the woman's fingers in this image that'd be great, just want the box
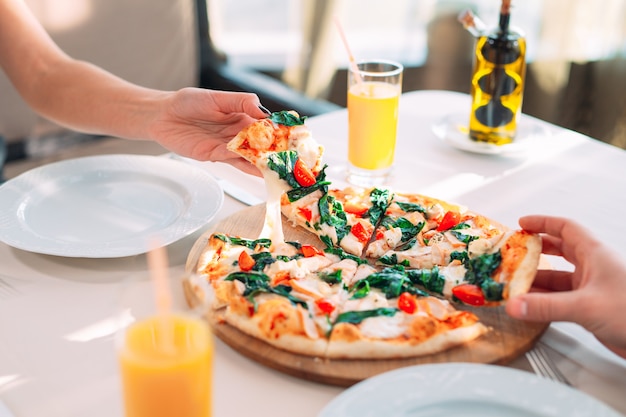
[530,269,574,292]
[506,290,581,323]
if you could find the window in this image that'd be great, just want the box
[207,0,626,146]
[208,0,625,71]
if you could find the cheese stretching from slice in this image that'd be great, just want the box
[227,112,324,247]
[259,169,289,245]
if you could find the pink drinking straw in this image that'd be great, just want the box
[147,241,175,352]
[334,17,364,86]
[148,244,172,315]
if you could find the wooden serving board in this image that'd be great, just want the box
[184,204,548,387]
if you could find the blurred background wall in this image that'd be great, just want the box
[0,0,197,143]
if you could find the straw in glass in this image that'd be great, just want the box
[333,16,364,86]
[147,242,176,353]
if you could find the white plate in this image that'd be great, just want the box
[0,154,223,258]
[319,363,621,417]
[432,112,549,155]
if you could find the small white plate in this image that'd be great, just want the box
[0,155,223,258]
[432,112,549,155]
[319,363,621,417]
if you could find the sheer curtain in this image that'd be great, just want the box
[281,0,341,99]
[526,0,625,144]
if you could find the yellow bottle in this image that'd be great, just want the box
[118,314,213,417]
[468,0,526,145]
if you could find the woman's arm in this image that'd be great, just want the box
[0,0,266,173]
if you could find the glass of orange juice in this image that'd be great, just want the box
[347,59,403,187]
[116,281,213,417]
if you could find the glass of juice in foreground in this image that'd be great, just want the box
[347,59,403,187]
[117,312,213,417]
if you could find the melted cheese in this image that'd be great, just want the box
[297,306,321,339]
[351,264,378,286]
[254,119,323,247]
[318,223,338,245]
[439,263,468,296]
[290,276,331,300]
[319,259,359,284]
[259,169,289,246]
[393,245,434,268]
[366,228,402,258]
[358,313,406,339]
[468,233,503,257]
[291,126,322,171]
[341,291,389,312]
[339,233,363,257]
[265,256,333,280]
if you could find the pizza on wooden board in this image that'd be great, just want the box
[185,111,541,359]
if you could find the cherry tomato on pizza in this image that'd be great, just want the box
[437,211,461,231]
[271,270,292,287]
[343,201,369,217]
[315,298,335,315]
[350,222,372,244]
[298,206,313,222]
[301,244,323,257]
[238,250,256,271]
[293,158,316,187]
[452,284,485,306]
[398,292,418,314]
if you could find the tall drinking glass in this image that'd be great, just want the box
[347,60,403,187]
[116,279,213,417]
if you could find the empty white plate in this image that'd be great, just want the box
[319,363,621,417]
[0,154,223,258]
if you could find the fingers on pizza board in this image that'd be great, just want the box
[184,204,549,386]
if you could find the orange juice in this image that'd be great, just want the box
[118,314,213,417]
[348,81,400,170]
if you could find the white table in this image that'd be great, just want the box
[1,90,625,416]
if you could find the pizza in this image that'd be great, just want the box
[185,110,542,359]
[282,186,394,257]
[190,232,488,358]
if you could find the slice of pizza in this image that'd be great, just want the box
[360,189,540,306]
[374,229,541,306]
[227,110,327,246]
[366,191,500,260]
[326,296,487,359]
[227,111,393,258]
[190,232,488,359]
[321,262,488,359]
[191,232,337,356]
[191,232,382,356]
[281,186,393,257]
[227,110,324,175]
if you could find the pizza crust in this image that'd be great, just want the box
[500,231,542,299]
[222,304,330,357]
[215,293,488,359]
[326,322,488,359]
